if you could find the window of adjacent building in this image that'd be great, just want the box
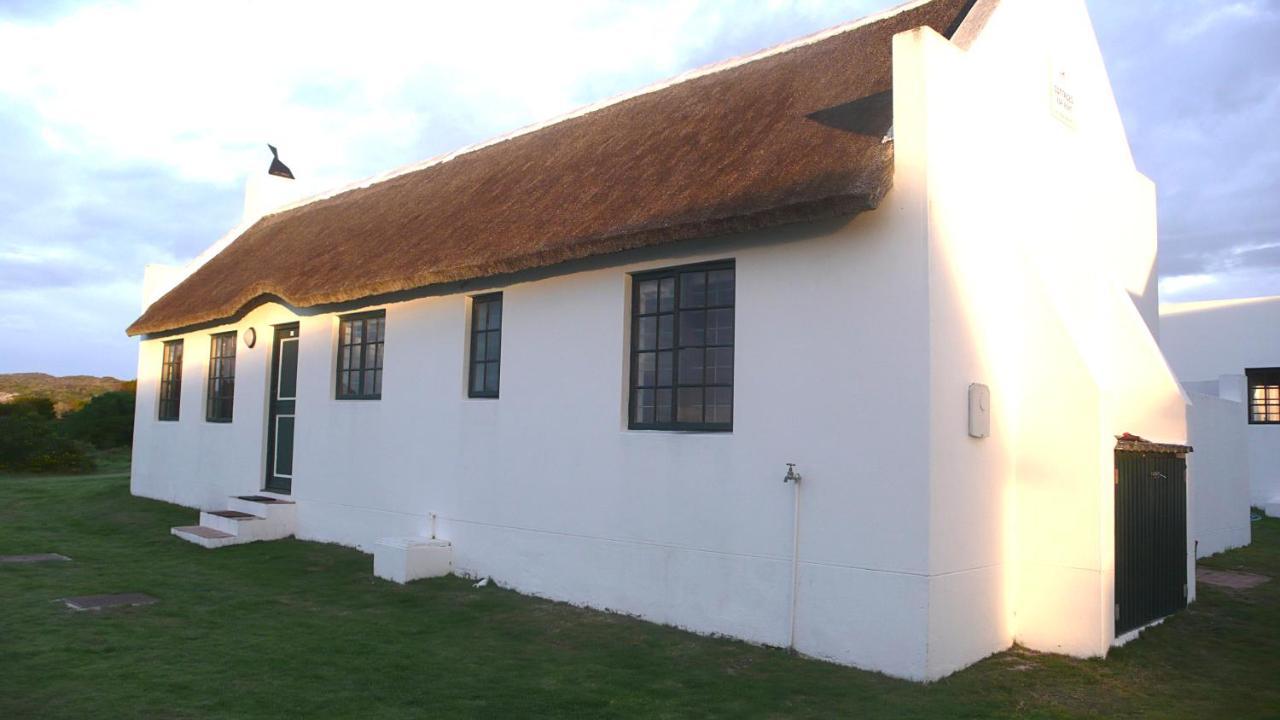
[336,310,385,399]
[206,332,236,422]
[629,260,734,431]
[158,339,183,421]
[469,293,502,398]
[1247,368,1280,424]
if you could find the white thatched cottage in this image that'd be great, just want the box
[129,0,1193,681]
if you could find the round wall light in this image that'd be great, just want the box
[244,327,257,348]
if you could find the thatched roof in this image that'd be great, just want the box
[128,0,974,337]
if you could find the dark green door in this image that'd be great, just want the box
[1114,450,1187,635]
[265,324,299,494]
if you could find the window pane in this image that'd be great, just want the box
[638,280,659,314]
[657,351,673,386]
[275,416,295,476]
[485,362,500,394]
[373,369,382,396]
[279,340,299,399]
[474,302,489,331]
[707,269,734,306]
[374,342,385,370]
[707,347,733,385]
[706,387,732,424]
[634,389,656,424]
[637,352,656,387]
[658,315,674,349]
[656,388,673,423]
[677,387,703,423]
[638,316,657,351]
[488,300,501,329]
[485,331,500,361]
[351,319,364,344]
[659,278,676,312]
[707,308,734,346]
[679,310,705,346]
[472,363,486,394]
[680,272,706,308]
[363,370,377,396]
[342,321,352,344]
[678,348,704,385]
[474,333,487,362]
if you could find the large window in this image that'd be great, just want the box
[158,339,183,421]
[469,293,502,398]
[206,332,236,422]
[629,260,734,431]
[336,310,385,399]
[1248,368,1280,424]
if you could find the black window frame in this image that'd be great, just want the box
[206,331,236,423]
[468,293,503,399]
[158,339,183,421]
[336,310,386,400]
[1247,367,1280,425]
[628,259,734,432]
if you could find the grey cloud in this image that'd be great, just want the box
[1089,0,1280,298]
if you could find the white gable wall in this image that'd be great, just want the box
[893,0,1188,677]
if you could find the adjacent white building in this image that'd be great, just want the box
[129,0,1196,681]
[1162,295,1280,526]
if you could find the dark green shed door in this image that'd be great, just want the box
[1114,449,1187,636]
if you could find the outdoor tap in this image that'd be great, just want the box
[784,463,802,484]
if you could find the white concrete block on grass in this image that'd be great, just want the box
[373,537,453,584]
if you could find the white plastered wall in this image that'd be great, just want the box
[1184,391,1252,557]
[132,195,944,679]
[1161,295,1280,509]
[893,0,1188,677]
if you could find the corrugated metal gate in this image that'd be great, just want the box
[1114,449,1188,636]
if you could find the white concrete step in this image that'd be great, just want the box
[172,495,297,549]
[171,525,238,549]
[228,495,297,523]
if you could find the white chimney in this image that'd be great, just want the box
[241,145,315,225]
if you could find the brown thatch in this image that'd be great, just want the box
[127,0,973,337]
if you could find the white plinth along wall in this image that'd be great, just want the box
[130,0,1192,681]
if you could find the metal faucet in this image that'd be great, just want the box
[784,463,802,484]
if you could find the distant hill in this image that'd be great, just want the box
[0,373,135,416]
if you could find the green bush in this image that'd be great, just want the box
[0,411,96,474]
[0,396,55,420]
[61,390,135,449]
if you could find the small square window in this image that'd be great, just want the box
[1247,368,1280,424]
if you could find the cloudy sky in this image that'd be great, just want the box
[0,0,1277,378]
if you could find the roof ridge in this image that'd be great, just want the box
[256,0,942,219]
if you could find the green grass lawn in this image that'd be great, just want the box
[1,474,1277,719]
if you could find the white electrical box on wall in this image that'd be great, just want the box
[969,383,990,439]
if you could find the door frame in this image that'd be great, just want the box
[264,323,300,494]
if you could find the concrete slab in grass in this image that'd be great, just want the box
[0,553,71,564]
[60,593,158,611]
[1198,568,1270,590]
